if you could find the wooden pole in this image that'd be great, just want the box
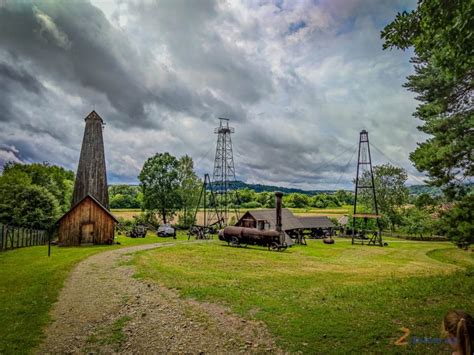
[48,231,51,257]
[0,224,3,251]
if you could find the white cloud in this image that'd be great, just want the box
[33,6,71,50]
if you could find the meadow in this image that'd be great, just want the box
[131,238,474,354]
[1,230,472,354]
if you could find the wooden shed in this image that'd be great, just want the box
[58,194,118,246]
[235,208,300,245]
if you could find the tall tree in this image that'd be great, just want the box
[109,185,142,209]
[1,162,74,213]
[402,207,434,239]
[358,164,409,232]
[139,152,182,225]
[381,0,473,199]
[177,155,200,228]
[438,195,473,249]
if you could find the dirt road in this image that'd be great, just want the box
[37,241,280,354]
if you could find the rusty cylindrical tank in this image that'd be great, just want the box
[221,226,280,246]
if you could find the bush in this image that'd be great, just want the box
[176,210,195,229]
[0,184,59,229]
[438,195,474,249]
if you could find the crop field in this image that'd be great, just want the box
[131,238,474,354]
[111,206,352,222]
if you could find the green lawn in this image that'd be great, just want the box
[131,238,474,354]
[0,231,188,354]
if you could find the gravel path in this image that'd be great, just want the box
[37,241,281,354]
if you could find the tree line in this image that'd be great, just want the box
[0,157,471,246]
[0,162,74,229]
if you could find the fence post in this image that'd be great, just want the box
[9,226,14,250]
[48,231,51,257]
[0,224,3,251]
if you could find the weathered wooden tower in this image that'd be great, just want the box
[58,111,117,246]
[72,110,109,208]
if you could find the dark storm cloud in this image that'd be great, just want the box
[0,0,226,129]
[0,59,44,123]
[0,1,158,127]
[0,0,425,187]
[0,61,44,95]
[125,0,274,111]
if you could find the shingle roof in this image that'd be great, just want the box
[243,208,303,231]
[297,216,335,229]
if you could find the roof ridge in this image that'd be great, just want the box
[57,194,118,224]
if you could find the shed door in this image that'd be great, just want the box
[81,223,94,244]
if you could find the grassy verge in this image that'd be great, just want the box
[131,239,473,354]
[0,230,188,354]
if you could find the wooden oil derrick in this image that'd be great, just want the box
[72,110,109,209]
[59,111,116,246]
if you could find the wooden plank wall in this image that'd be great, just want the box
[58,198,115,246]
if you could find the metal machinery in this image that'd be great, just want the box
[219,192,288,251]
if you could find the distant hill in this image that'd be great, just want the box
[233,181,445,197]
[407,184,443,196]
[231,181,335,195]
[112,181,445,197]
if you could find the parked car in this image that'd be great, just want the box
[157,224,176,238]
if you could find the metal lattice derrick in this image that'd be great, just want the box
[211,118,239,226]
[188,174,223,240]
[352,130,384,247]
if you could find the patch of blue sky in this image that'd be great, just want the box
[287,20,307,35]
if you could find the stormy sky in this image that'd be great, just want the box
[0,0,426,189]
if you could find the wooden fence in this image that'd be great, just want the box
[0,224,49,251]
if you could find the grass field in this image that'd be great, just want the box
[1,231,471,354]
[0,231,188,354]
[131,238,474,354]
